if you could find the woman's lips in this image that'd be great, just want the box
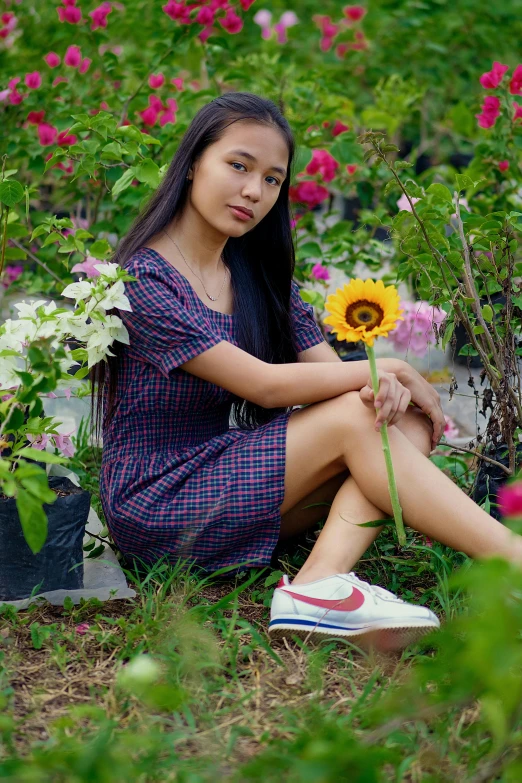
[228,206,253,221]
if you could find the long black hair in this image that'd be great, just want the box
[92,91,299,436]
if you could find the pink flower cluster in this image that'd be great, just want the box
[311,263,330,281]
[305,149,339,183]
[162,0,254,41]
[27,432,76,458]
[57,0,83,24]
[71,255,103,277]
[1,265,23,289]
[0,11,17,40]
[443,416,459,440]
[289,181,329,208]
[312,5,367,56]
[253,10,298,44]
[139,93,178,127]
[476,61,522,129]
[389,300,447,357]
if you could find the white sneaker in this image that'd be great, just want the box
[269,573,440,652]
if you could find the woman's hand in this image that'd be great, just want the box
[359,370,412,431]
[395,361,446,449]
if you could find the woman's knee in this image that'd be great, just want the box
[395,407,433,455]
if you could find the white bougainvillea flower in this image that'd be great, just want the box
[97,279,132,312]
[62,280,94,302]
[13,300,48,319]
[94,262,120,280]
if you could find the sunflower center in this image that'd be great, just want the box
[345,300,384,331]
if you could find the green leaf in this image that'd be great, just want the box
[112,167,136,199]
[481,304,493,322]
[357,518,394,528]
[16,489,49,554]
[89,239,112,258]
[441,319,455,350]
[427,183,453,205]
[135,159,161,189]
[16,448,66,464]
[0,180,24,207]
[293,146,313,174]
[455,173,474,193]
[394,160,414,170]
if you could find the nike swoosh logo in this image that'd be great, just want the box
[280,586,365,612]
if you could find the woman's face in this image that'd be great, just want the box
[188,120,290,238]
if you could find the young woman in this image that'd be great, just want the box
[96,92,522,652]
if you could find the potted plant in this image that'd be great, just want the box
[0,261,132,601]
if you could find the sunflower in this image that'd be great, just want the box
[323,278,403,347]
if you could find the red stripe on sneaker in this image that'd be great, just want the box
[280,586,365,612]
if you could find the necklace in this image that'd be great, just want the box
[162,229,228,302]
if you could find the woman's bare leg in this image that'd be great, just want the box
[282,392,522,583]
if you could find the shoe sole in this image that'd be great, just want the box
[268,619,439,653]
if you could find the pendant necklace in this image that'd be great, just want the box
[162,229,228,302]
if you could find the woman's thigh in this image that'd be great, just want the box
[280,393,433,517]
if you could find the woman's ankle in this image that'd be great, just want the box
[292,562,349,585]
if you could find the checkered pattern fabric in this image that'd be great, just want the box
[100,247,325,572]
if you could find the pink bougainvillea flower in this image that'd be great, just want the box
[149,73,165,89]
[71,256,103,277]
[239,0,256,9]
[44,52,61,68]
[140,106,158,126]
[476,95,501,128]
[8,77,20,89]
[37,123,58,146]
[332,120,349,136]
[350,30,368,50]
[159,97,177,126]
[498,160,510,172]
[162,0,191,23]
[343,5,366,21]
[89,2,112,31]
[171,77,184,90]
[1,264,23,288]
[196,6,215,24]
[198,25,215,42]
[0,12,17,39]
[273,11,298,43]
[52,76,68,87]
[397,193,420,212]
[57,129,77,146]
[509,65,522,96]
[8,90,24,105]
[64,45,82,68]
[443,415,459,440]
[311,263,330,281]
[289,180,329,208]
[253,8,271,26]
[389,300,446,357]
[499,482,522,518]
[27,110,45,124]
[25,71,42,89]
[305,149,339,183]
[79,57,91,74]
[57,3,82,24]
[513,102,522,122]
[53,432,76,458]
[75,622,90,635]
[27,433,50,450]
[346,164,358,175]
[479,61,509,89]
[336,43,349,58]
[219,10,243,33]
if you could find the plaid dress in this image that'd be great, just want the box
[100,247,324,572]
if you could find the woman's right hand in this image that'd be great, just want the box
[359,369,412,432]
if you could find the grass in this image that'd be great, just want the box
[1,438,521,780]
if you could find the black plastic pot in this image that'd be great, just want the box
[0,477,90,602]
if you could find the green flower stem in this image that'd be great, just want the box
[366,343,407,547]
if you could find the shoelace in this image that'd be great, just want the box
[346,572,405,605]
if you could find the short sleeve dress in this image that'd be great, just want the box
[100,247,325,573]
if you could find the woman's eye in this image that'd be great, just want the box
[230,162,280,186]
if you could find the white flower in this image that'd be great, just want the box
[62,280,94,302]
[94,262,120,280]
[96,280,131,312]
[13,300,48,319]
[0,355,23,389]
